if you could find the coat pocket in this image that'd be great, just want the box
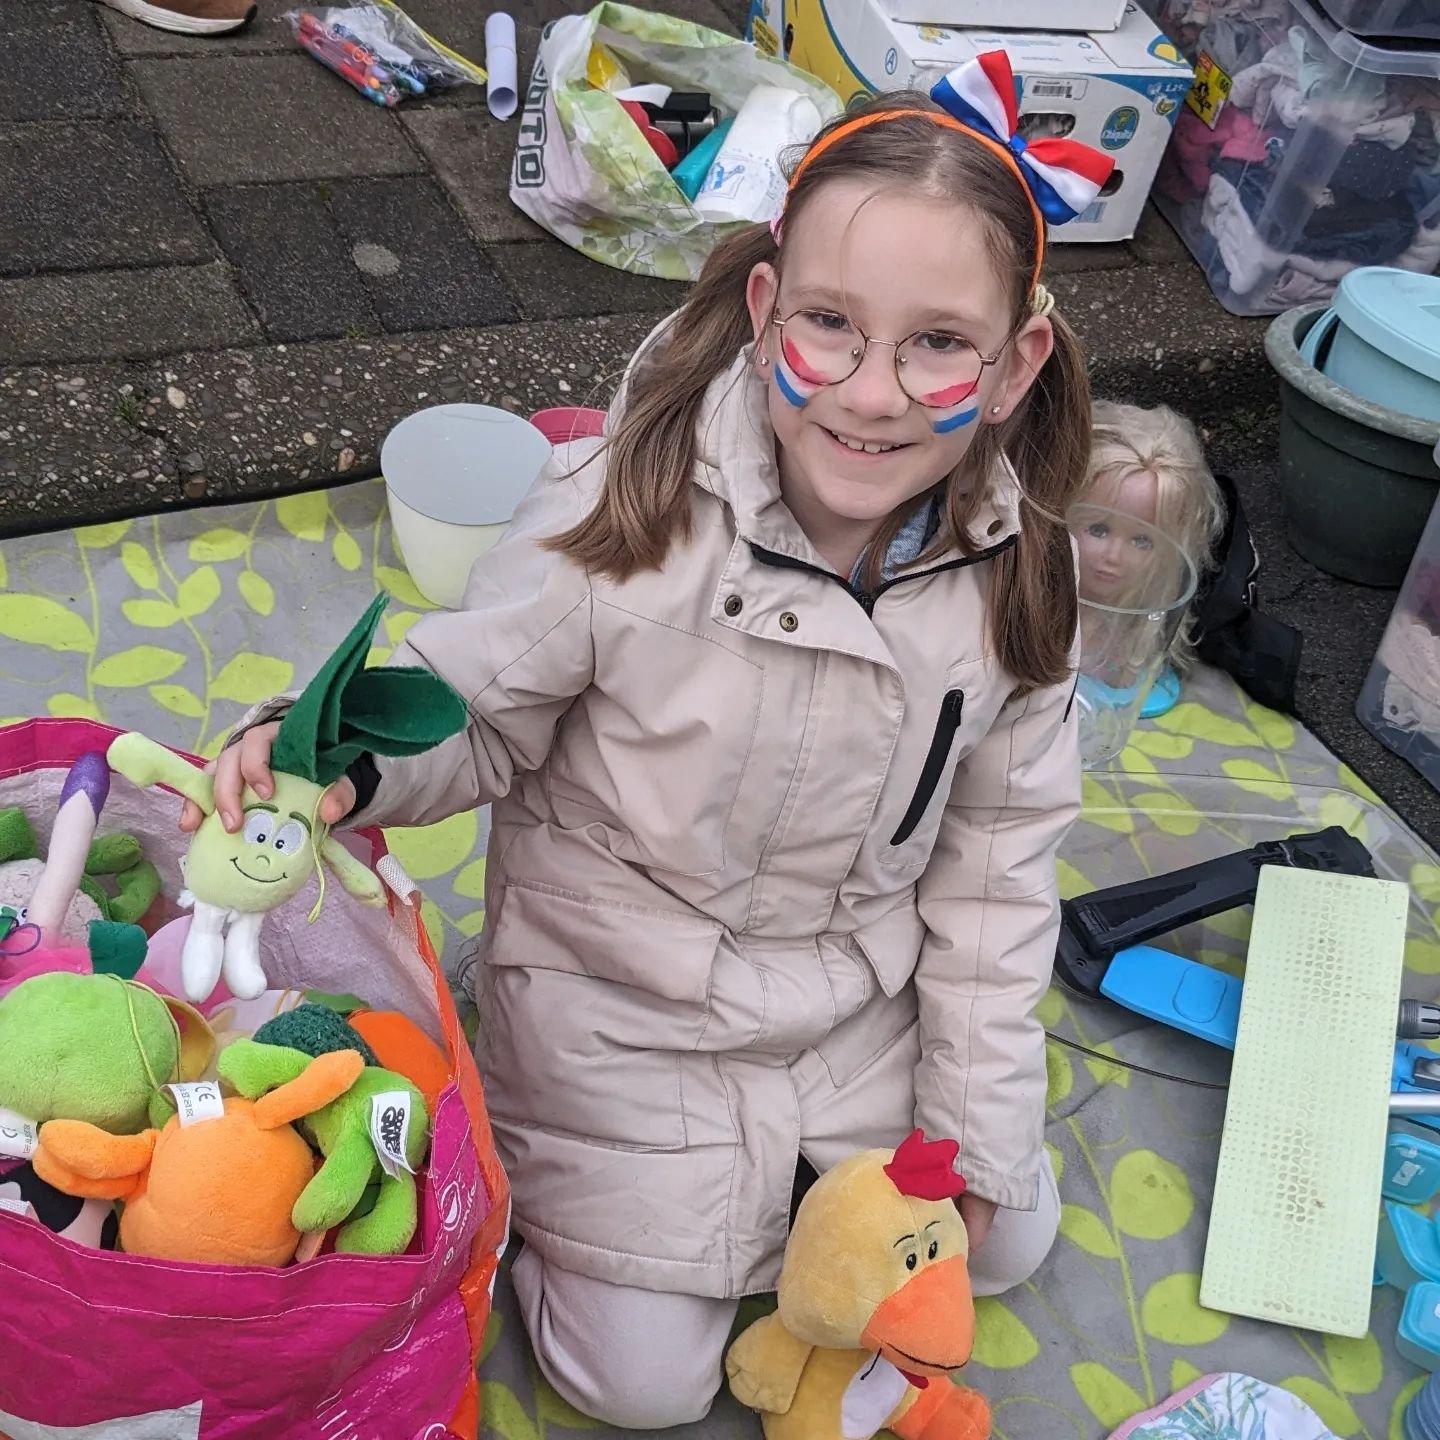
[889,689,965,847]
[478,882,723,1152]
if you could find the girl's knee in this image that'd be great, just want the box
[968,1152,1061,1297]
[511,1246,732,1430]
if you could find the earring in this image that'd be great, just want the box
[989,405,1001,415]
[759,356,770,368]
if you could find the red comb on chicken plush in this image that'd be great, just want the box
[884,1128,968,1202]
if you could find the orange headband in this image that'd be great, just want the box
[781,109,1047,293]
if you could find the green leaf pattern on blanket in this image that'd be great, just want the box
[0,480,1433,1440]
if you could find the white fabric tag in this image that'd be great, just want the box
[166,1082,225,1127]
[0,1105,38,1160]
[840,1355,910,1440]
[369,1091,415,1178]
[0,1195,35,1219]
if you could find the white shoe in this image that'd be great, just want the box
[96,0,258,36]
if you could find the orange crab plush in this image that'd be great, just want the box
[726,1129,990,1440]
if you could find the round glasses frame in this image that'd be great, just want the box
[769,308,1014,410]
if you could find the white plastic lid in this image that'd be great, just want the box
[380,404,552,526]
[1335,267,1440,387]
[1293,0,1440,77]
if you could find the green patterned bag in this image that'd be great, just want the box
[509,2,841,280]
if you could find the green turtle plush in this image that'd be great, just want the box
[0,972,215,1135]
[106,593,468,1005]
[219,1037,430,1255]
[0,811,161,935]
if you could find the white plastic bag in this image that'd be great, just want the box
[510,2,841,281]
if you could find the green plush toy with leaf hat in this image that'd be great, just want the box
[107,594,467,1006]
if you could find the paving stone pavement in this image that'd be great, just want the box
[0,0,1273,541]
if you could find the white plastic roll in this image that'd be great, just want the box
[694,86,824,225]
[485,12,518,120]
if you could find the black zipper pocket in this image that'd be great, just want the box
[890,690,965,846]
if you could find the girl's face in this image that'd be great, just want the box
[746,179,1053,545]
[1075,468,1160,605]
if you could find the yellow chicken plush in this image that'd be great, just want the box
[726,1129,990,1440]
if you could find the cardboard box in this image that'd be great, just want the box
[877,0,1126,30]
[746,0,1192,242]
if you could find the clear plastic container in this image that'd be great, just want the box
[1318,0,1440,44]
[1358,444,1440,788]
[1143,0,1440,316]
[1068,503,1198,768]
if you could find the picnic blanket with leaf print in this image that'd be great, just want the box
[1,480,1437,1440]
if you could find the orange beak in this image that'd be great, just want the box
[859,1255,975,1377]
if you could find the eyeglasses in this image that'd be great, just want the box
[770,308,1011,409]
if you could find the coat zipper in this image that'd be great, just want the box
[748,533,1016,617]
[890,690,965,846]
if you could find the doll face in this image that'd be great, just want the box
[1075,468,1160,606]
[188,774,321,908]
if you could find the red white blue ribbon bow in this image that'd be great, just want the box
[930,52,1115,226]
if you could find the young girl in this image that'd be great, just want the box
[193,54,1113,1430]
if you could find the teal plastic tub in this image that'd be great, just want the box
[1301,269,1440,424]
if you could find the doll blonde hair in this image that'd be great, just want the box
[1085,400,1226,671]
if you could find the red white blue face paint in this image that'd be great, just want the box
[930,403,979,434]
[922,379,980,433]
[773,333,827,409]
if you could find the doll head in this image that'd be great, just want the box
[1079,400,1225,670]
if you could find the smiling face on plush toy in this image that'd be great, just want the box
[186,773,327,911]
[777,1130,977,1376]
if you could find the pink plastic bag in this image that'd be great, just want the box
[0,720,510,1439]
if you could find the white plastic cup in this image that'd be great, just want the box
[381,404,552,611]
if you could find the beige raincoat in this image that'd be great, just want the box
[350,348,1081,1298]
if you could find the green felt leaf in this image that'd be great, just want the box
[92,645,186,688]
[0,595,93,653]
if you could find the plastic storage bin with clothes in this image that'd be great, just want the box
[1144,0,1440,315]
